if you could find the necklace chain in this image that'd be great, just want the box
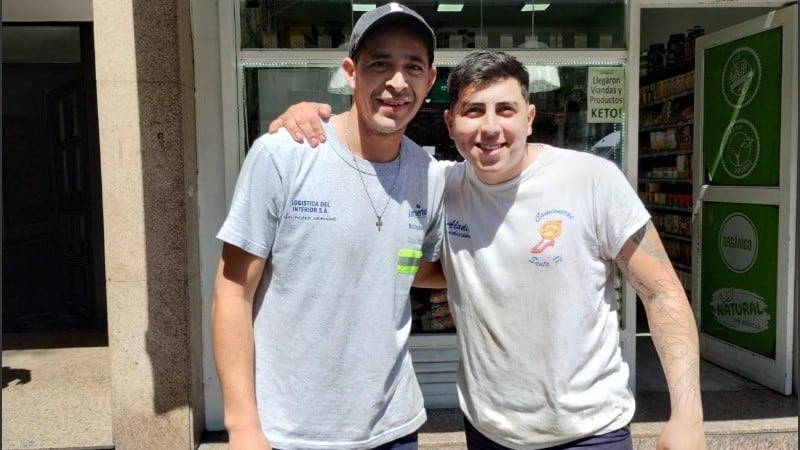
[343,114,401,232]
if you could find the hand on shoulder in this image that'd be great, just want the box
[267,102,332,148]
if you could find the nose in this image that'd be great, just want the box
[386,70,408,91]
[480,113,501,137]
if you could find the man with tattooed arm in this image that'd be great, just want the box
[272,50,706,450]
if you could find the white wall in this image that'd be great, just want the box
[190,0,229,431]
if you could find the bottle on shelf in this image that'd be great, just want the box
[648,43,666,75]
[639,30,699,305]
[640,49,649,78]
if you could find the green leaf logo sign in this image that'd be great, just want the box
[710,288,770,334]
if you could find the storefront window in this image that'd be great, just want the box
[403,64,626,166]
[243,63,625,166]
[239,1,625,50]
[238,0,628,335]
[242,61,625,335]
[242,65,353,148]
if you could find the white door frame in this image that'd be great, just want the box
[692,5,797,394]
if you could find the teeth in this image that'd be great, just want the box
[479,143,503,151]
[383,99,406,106]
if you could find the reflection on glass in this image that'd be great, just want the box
[242,64,625,166]
[521,42,561,93]
[530,66,624,168]
[243,67,353,147]
[241,63,625,336]
[484,1,625,49]
[239,1,625,50]
[240,0,352,49]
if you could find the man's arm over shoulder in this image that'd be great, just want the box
[616,222,707,450]
[267,102,332,147]
[212,243,271,450]
[413,260,446,289]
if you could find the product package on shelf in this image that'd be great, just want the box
[413,288,456,333]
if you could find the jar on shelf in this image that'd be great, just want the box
[685,26,705,61]
[667,33,686,67]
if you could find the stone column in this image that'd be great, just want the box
[93,0,203,448]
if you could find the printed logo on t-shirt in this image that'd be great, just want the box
[529,209,574,267]
[408,203,427,219]
[284,198,336,221]
[446,219,471,239]
[407,203,427,231]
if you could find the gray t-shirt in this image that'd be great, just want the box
[217,121,445,449]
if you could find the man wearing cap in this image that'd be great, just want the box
[211,3,443,449]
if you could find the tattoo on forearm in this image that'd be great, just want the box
[648,288,702,415]
[617,221,702,416]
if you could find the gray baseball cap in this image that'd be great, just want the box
[348,2,436,65]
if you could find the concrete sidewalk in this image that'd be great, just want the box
[200,340,798,449]
[2,336,798,450]
[2,345,113,450]
[198,404,799,450]
[198,389,798,450]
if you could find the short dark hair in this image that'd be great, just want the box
[447,50,530,109]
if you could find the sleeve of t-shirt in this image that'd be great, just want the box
[596,159,651,260]
[420,158,446,262]
[216,139,284,259]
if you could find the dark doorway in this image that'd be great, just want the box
[2,23,106,340]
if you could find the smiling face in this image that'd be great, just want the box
[444,77,536,185]
[344,25,437,138]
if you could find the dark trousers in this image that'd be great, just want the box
[274,431,417,450]
[464,418,633,450]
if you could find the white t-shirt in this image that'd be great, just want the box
[441,145,650,449]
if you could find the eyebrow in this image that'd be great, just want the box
[460,100,521,110]
[365,49,426,64]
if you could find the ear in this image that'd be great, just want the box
[527,103,536,137]
[427,66,438,92]
[443,109,455,139]
[343,58,356,90]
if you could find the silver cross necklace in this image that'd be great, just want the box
[342,113,401,232]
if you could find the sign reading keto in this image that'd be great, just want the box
[587,67,624,123]
[702,27,782,186]
[701,202,778,358]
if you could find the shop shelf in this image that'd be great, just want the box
[639,149,693,158]
[639,177,692,184]
[661,232,692,243]
[639,120,694,133]
[672,262,691,271]
[640,60,695,86]
[644,204,692,213]
[640,90,694,109]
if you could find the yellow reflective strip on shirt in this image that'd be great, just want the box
[397,265,419,275]
[398,249,423,259]
[397,249,422,274]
